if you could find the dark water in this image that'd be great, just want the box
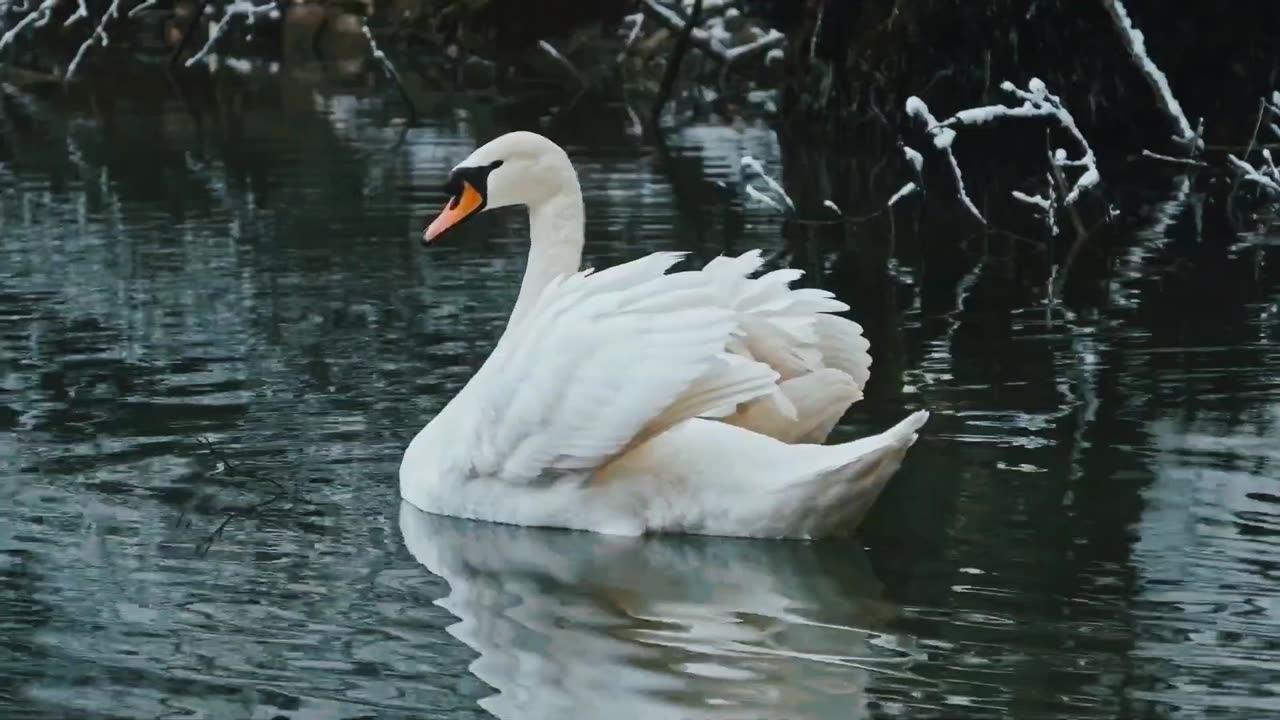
[1,69,1278,720]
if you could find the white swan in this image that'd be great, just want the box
[400,131,928,538]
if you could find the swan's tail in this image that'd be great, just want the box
[780,409,930,537]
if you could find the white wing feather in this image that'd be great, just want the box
[434,249,875,487]
[441,252,778,485]
[701,250,874,442]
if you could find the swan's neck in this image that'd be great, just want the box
[508,188,584,329]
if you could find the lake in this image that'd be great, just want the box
[1,65,1278,719]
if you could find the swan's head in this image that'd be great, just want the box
[423,131,576,244]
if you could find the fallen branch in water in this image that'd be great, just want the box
[188,435,292,557]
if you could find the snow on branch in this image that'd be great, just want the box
[537,39,585,86]
[905,95,985,223]
[1227,152,1280,196]
[63,0,88,28]
[907,78,1101,230]
[362,22,417,119]
[640,0,730,62]
[724,28,784,63]
[0,0,59,54]
[740,155,795,212]
[363,23,402,86]
[1225,91,1280,200]
[1101,0,1201,153]
[184,0,279,68]
[1268,91,1280,140]
[127,0,158,18]
[64,0,122,82]
[888,181,919,207]
[1012,174,1059,236]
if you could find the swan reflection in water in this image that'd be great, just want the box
[399,502,920,719]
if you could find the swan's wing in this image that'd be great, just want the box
[446,252,779,486]
[702,251,873,442]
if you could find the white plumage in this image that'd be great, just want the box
[401,131,928,538]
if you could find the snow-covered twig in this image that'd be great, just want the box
[1141,149,1209,168]
[0,0,59,53]
[538,40,585,87]
[939,78,1100,206]
[1011,190,1051,212]
[744,184,783,211]
[907,78,1101,231]
[724,28,784,63]
[1227,153,1280,195]
[1263,91,1280,143]
[905,96,985,223]
[127,0,158,17]
[184,0,279,68]
[741,155,794,211]
[1012,174,1058,236]
[888,182,918,207]
[902,145,924,175]
[362,24,416,120]
[1101,0,1201,153]
[63,0,88,27]
[640,0,729,62]
[617,12,644,62]
[64,0,122,82]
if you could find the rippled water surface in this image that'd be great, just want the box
[2,71,1278,719]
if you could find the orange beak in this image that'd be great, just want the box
[424,180,484,243]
